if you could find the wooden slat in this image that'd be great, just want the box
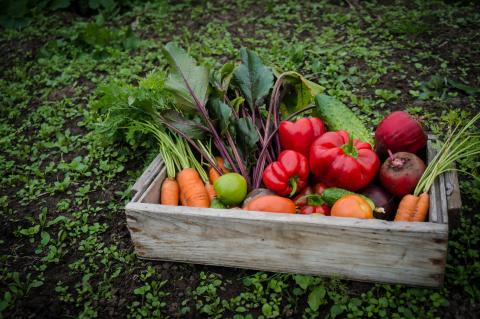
[138,166,166,204]
[438,174,449,224]
[427,138,439,223]
[445,169,462,229]
[126,202,448,287]
[131,154,164,202]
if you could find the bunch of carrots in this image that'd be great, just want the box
[395,113,480,222]
[135,120,221,208]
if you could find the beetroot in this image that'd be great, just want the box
[360,184,396,219]
[375,111,427,156]
[379,151,426,198]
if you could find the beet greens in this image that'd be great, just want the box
[161,42,321,190]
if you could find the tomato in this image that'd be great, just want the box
[331,195,373,219]
[243,195,296,214]
[214,173,247,206]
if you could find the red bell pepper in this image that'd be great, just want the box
[309,130,380,191]
[279,117,326,157]
[262,150,309,196]
[294,183,331,215]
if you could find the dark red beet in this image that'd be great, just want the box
[375,111,427,156]
[379,151,426,198]
[360,184,396,220]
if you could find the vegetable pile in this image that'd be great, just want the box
[96,43,480,222]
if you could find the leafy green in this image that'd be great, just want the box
[308,286,326,311]
[233,48,274,109]
[207,97,233,133]
[210,62,235,96]
[280,71,325,115]
[160,110,209,139]
[163,42,210,113]
[234,118,259,151]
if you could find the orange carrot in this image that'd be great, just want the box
[160,177,179,206]
[209,167,221,184]
[176,168,210,208]
[180,191,186,206]
[208,157,229,184]
[411,193,430,221]
[394,193,429,222]
[205,182,216,201]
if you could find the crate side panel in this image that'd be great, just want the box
[138,167,166,204]
[126,204,448,287]
[131,155,164,202]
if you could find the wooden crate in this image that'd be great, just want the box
[125,137,461,287]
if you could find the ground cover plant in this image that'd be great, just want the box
[1,0,479,318]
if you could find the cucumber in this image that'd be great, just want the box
[321,188,375,210]
[314,94,374,147]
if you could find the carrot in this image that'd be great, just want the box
[394,193,429,222]
[209,156,229,184]
[209,167,221,184]
[205,182,216,201]
[180,191,186,206]
[177,168,210,208]
[160,177,179,205]
[411,193,430,221]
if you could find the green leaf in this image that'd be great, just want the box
[448,79,480,95]
[134,285,150,295]
[46,215,67,227]
[50,0,71,10]
[233,48,273,109]
[160,110,209,139]
[229,96,245,113]
[163,42,209,113]
[122,27,140,50]
[207,97,233,133]
[19,225,40,237]
[308,286,326,311]
[261,303,273,316]
[211,62,235,95]
[40,231,50,246]
[280,71,325,115]
[294,275,313,290]
[330,304,345,318]
[234,118,259,150]
[220,62,235,91]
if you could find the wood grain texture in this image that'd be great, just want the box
[138,167,166,204]
[126,202,448,287]
[445,169,462,229]
[427,138,449,224]
[131,154,164,202]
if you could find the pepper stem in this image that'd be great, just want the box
[346,132,354,153]
[341,132,358,158]
[289,177,298,197]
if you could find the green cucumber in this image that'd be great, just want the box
[321,188,375,210]
[314,94,374,147]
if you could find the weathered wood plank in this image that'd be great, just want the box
[131,154,164,202]
[126,202,448,287]
[445,169,462,229]
[438,174,449,224]
[427,138,439,223]
[138,167,166,204]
